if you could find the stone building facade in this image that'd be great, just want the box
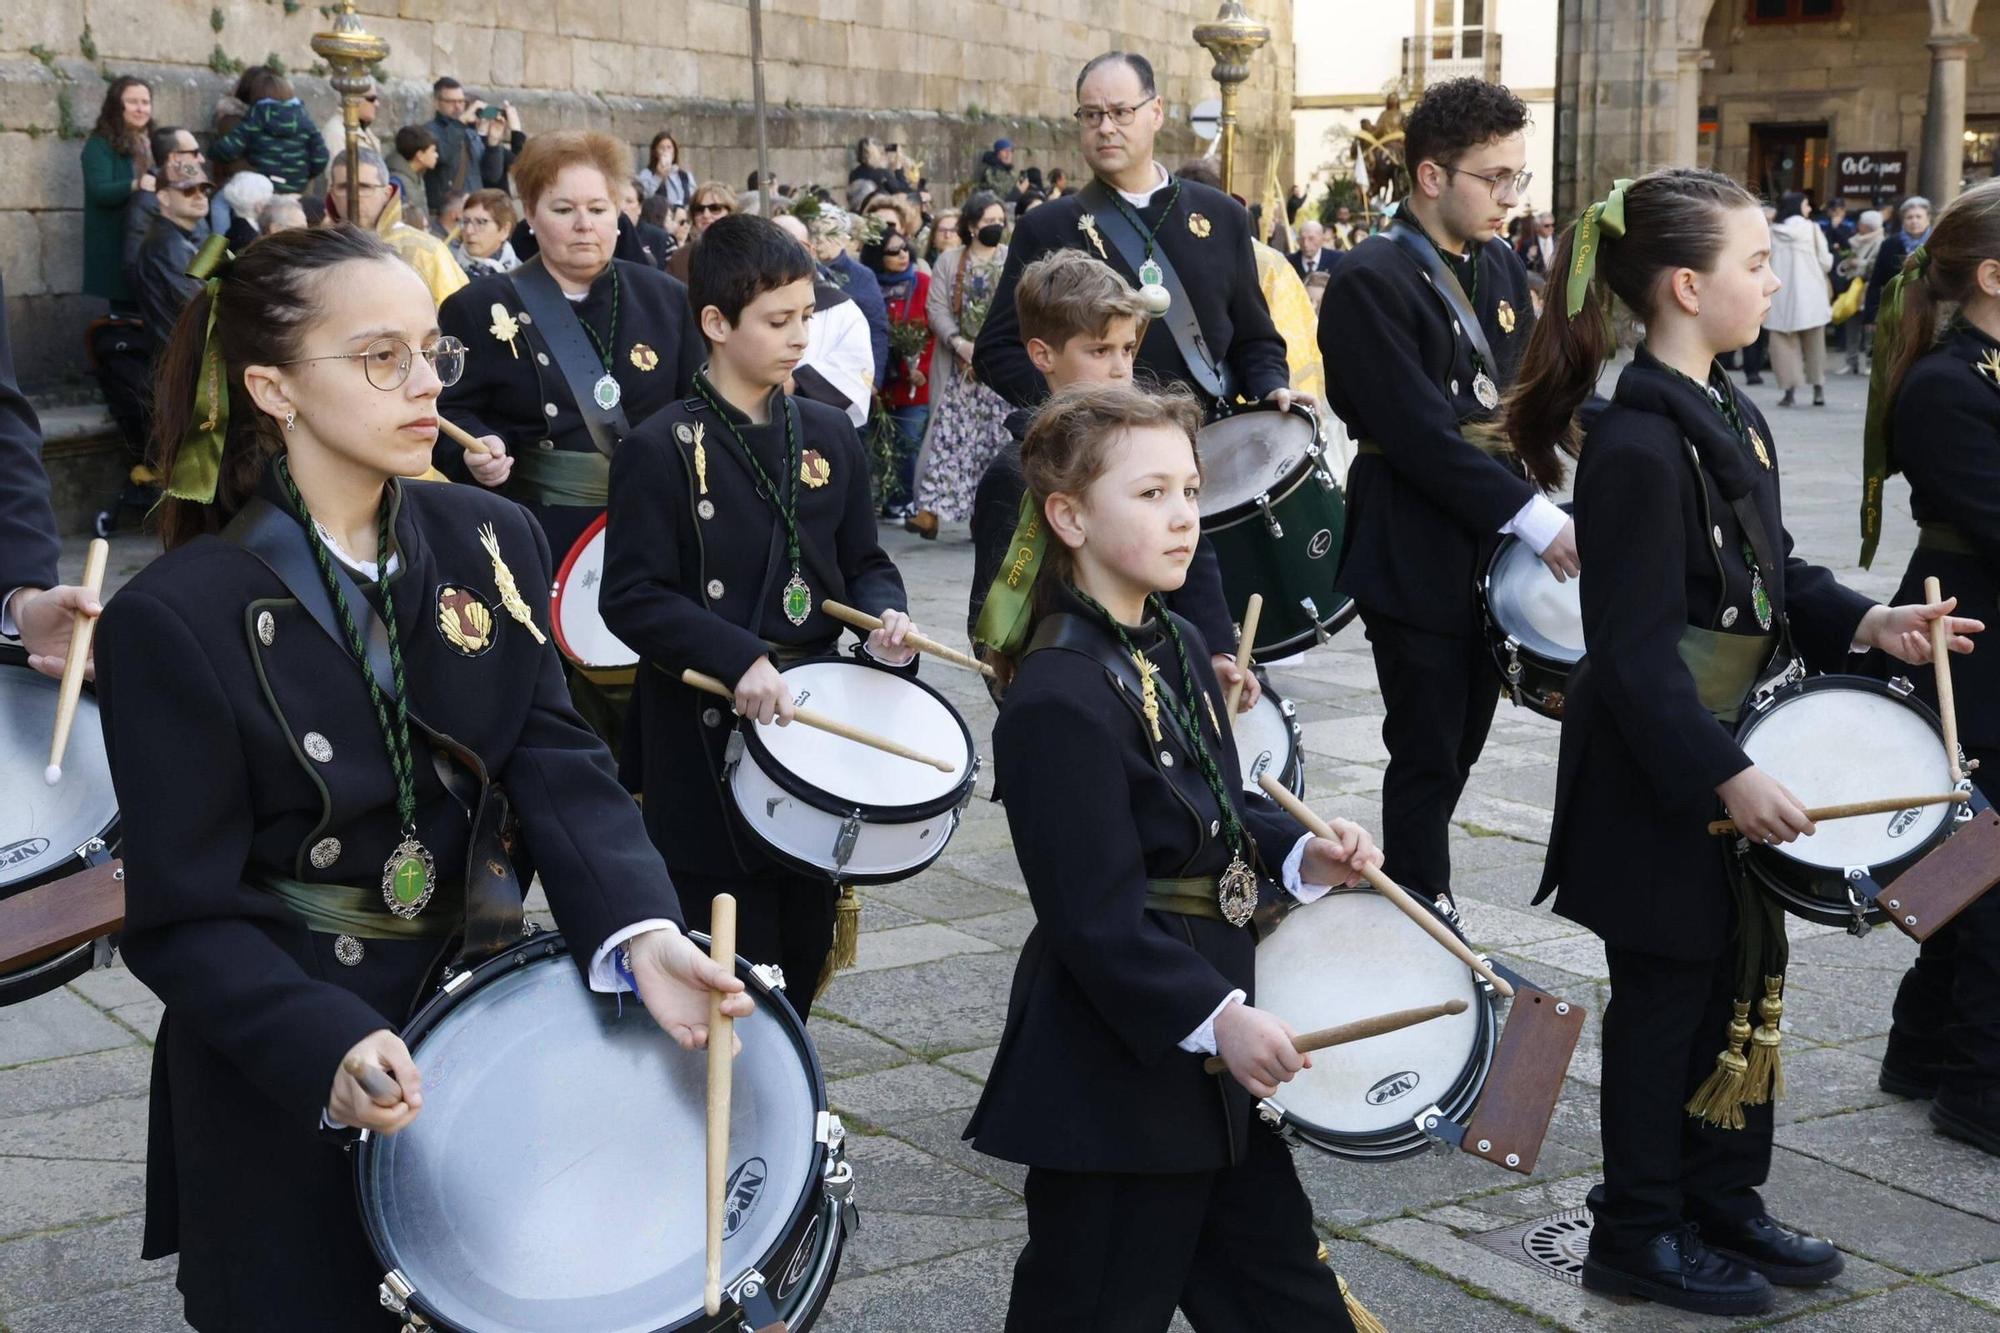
[1,0,1294,393]
[1558,0,1986,219]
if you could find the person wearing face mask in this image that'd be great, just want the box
[865,213,935,516]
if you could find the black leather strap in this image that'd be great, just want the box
[509,257,632,458]
[1077,180,1233,403]
[224,495,395,694]
[1383,220,1500,373]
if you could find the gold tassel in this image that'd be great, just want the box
[817,883,862,998]
[1742,975,1786,1106]
[1338,1275,1391,1333]
[1685,999,1754,1129]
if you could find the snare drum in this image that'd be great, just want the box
[1197,404,1357,659]
[726,657,978,883]
[1480,510,1583,720]
[357,932,855,1333]
[1252,889,1498,1160]
[1734,675,1963,928]
[1231,677,1304,798]
[550,513,638,675]
[0,653,120,1006]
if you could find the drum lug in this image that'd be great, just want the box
[1257,492,1284,539]
[1312,464,1336,492]
[1255,1097,1297,1144]
[91,936,117,970]
[1502,636,1525,706]
[1844,867,1880,937]
[831,810,863,872]
[1954,776,1978,822]
[816,1109,847,1149]
[1414,1102,1467,1152]
[441,966,474,993]
[721,731,746,780]
[751,962,787,993]
[725,1267,783,1332]
[1887,675,1916,698]
[75,836,111,868]
[379,1270,429,1330]
[1298,596,1332,644]
[1432,894,1466,933]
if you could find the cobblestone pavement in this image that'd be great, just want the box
[3,360,1997,1330]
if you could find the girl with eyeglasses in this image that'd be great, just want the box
[95,224,746,1331]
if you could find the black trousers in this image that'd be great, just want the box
[1594,943,1772,1254]
[1886,746,2000,1091]
[1005,1126,1356,1333]
[1742,328,1769,378]
[1360,608,1500,904]
[672,867,837,1023]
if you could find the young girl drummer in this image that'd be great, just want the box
[962,381,1385,1331]
[1505,167,1980,1316]
[94,225,749,1333]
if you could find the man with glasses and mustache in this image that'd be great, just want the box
[133,166,217,359]
[1319,78,1575,916]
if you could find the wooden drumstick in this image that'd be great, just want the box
[681,669,958,773]
[437,416,495,457]
[1926,576,1964,784]
[342,1053,404,1108]
[45,538,110,786]
[820,599,997,678]
[1708,791,1967,837]
[1257,774,1516,999]
[1225,593,1263,716]
[704,893,738,1319]
[1203,997,1469,1074]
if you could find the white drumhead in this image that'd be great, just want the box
[1196,410,1316,517]
[553,525,638,670]
[1256,892,1483,1135]
[760,661,971,808]
[1739,685,1955,870]
[1487,537,1583,664]
[1232,694,1293,795]
[0,665,116,891]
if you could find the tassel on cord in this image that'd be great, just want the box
[1685,999,1754,1130]
[817,883,862,998]
[1742,975,1787,1106]
[1339,1275,1390,1333]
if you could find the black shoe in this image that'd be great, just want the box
[1813,386,1826,406]
[1696,1214,1845,1286]
[1745,373,1765,385]
[1582,1226,1775,1315]
[1932,1084,2000,1156]
[1879,1058,1943,1099]
[1778,389,1796,408]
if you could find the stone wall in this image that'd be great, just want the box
[1,0,1294,393]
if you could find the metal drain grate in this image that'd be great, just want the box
[1468,1206,1594,1287]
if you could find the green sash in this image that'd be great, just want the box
[1917,520,1976,557]
[1146,876,1225,921]
[507,448,612,508]
[971,492,1047,656]
[1674,626,1776,725]
[262,875,461,940]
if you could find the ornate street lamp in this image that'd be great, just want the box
[1193,0,1272,197]
[312,0,389,224]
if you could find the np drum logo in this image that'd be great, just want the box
[1886,807,1924,839]
[1307,528,1334,559]
[1250,749,1274,781]
[723,1157,768,1238]
[1366,1070,1421,1105]
[0,838,50,869]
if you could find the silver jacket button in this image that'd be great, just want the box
[309,837,342,869]
[256,611,275,646]
[302,732,334,763]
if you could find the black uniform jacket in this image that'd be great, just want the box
[1869,324,2000,752]
[964,592,1310,1174]
[0,270,58,594]
[93,474,681,1331]
[436,258,702,559]
[972,177,1291,411]
[600,389,908,877]
[1535,352,1872,959]
[1320,226,1538,632]
[966,414,1234,654]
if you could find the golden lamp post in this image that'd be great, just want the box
[1193,0,1272,197]
[312,0,389,224]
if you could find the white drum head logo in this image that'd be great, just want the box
[0,838,50,869]
[1366,1070,1421,1105]
[724,1157,768,1237]
[1308,528,1334,559]
[1887,807,1923,838]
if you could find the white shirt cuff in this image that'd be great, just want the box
[589,919,680,992]
[1179,988,1247,1056]
[1281,832,1336,905]
[1501,493,1569,555]
[0,587,25,638]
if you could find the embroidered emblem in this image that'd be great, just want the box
[1077,213,1109,260]
[801,449,832,488]
[1748,425,1772,470]
[488,303,520,358]
[478,523,548,645]
[629,342,659,371]
[1978,348,2000,388]
[1187,212,1212,238]
[1497,299,1517,334]
[436,583,496,657]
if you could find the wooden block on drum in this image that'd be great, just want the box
[1877,808,2000,943]
[0,860,126,972]
[1460,985,1585,1176]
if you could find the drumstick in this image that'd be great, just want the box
[704,893,738,1319]
[681,669,957,773]
[1707,791,1968,837]
[1224,593,1263,716]
[45,538,110,786]
[820,599,997,678]
[437,416,495,457]
[1202,997,1469,1074]
[342,1053,404,1108]
[1926,576,1964,784]
[1256,774,1517,999]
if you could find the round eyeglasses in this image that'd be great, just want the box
[280,336,466,391]
[1443,165,1534,203]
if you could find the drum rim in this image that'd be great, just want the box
[1240,597,1361,658]
[1,651,121,897]
[737,656,976,822]
[548,511,639,671]
[352,931,833,1328]
[1195,400,1325,521]
[1480,500,1581,670]
[0,939,98,1007]
[1198,449,1335,529]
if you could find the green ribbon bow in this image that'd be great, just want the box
[1564,179,1632,319]
[166,234,235,503]
[1859,244,1931,568]
[971,491,1048,657]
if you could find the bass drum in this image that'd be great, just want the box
[1734,675,1963,928]
[550,512,639,675]
[1481,504,1582,720]
[1197,404,1357,659]
[0,648,120,1006]
[356,933,855,1333]
[1231,676,1304,799]
[1253,890,1498,1160]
